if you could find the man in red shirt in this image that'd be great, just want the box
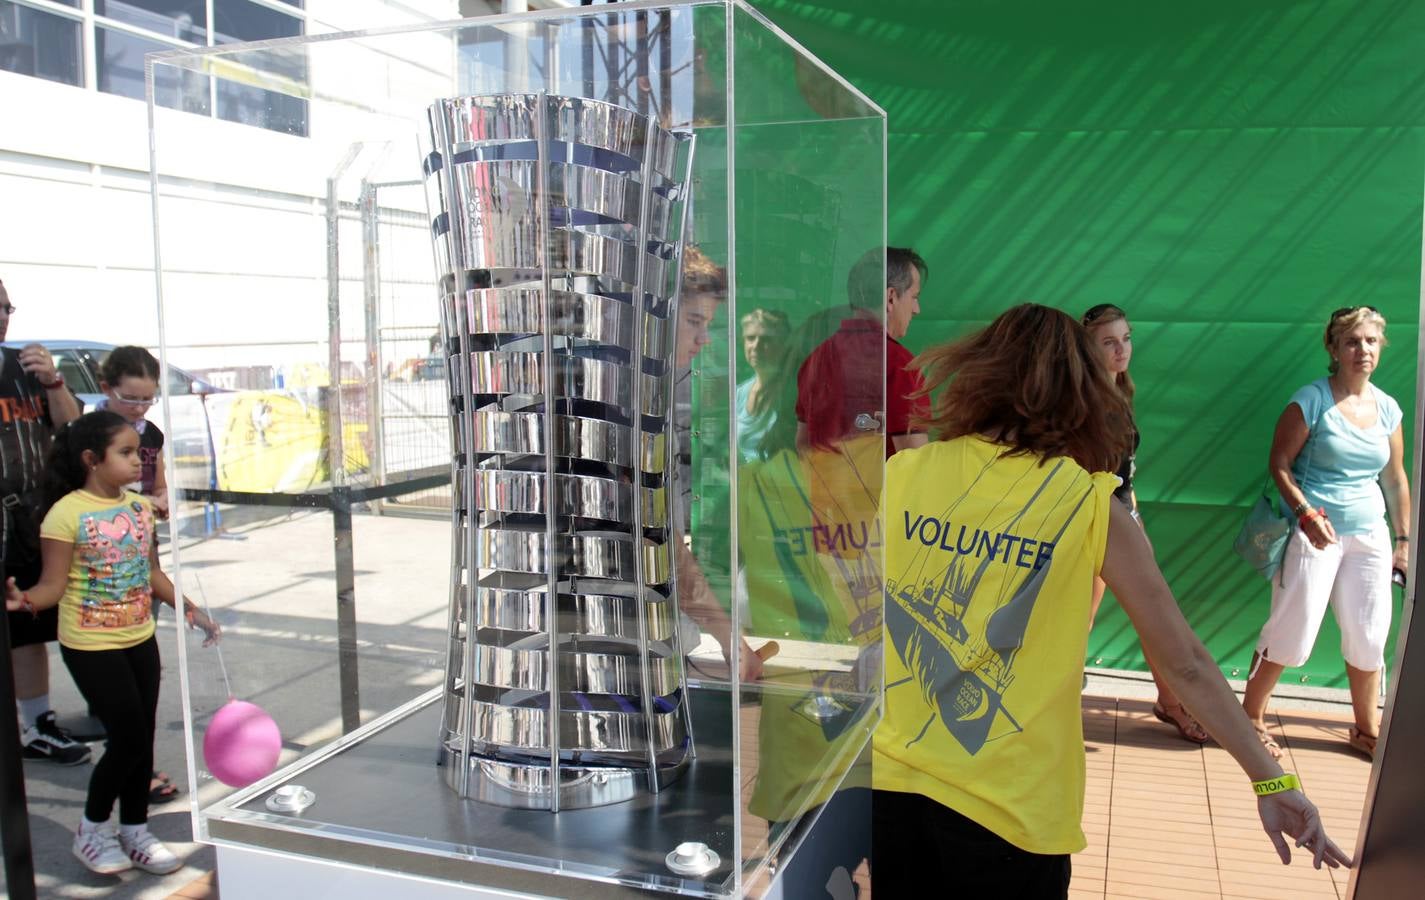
[795,247,929,459]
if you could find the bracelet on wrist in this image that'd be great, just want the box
[18,591,36,617]
[1252,772,1301,797]
[1395,536,1410,544]
[36,372,64,390]
[1291,502,1311,518]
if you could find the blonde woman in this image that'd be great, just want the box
[736,308,791,463]
[1243,306,1410,759]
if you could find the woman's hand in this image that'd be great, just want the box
[1257,790,1352,869]
[147,492,170,520]
[185,608,222,647]
[1300,512,1337,550]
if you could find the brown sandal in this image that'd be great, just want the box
[1348,726,1377,759]
[1255,726,1283,759]
[1153,702,1209,744]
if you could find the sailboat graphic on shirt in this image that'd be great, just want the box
[886,460,1095,755]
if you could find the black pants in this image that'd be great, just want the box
[771,787,872,899]
[872,789,1071,899]
[61,636,161,825]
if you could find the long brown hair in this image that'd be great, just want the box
[912,303,1132,473]
[1081,303,1135,402]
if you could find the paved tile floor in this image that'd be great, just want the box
[157,696,1370,899]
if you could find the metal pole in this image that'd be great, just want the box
[326,146,362,492]
[631,121,659,792]
[669,133,698,757]
[635,11,650,118]
[1346,237,1425,896]
[535,90,562,812]
[360,181,385,511]
[332,485,361,733]
[658,8,671,126]
[0,583,38,900]
[327,145,363,733]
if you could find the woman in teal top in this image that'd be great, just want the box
[1243,306,1411,760]
[735,308,791,462]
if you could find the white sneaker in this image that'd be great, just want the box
[119,828,182,875]
[73,821,132,875]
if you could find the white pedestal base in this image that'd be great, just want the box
[215,845,546,900]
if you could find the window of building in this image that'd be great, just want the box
[0,1,84,87]
[95,1,207,42]
[3,0,307,136]
[212,0,305,135]
[97,24,210,113]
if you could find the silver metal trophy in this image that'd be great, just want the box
[422,94,696,810]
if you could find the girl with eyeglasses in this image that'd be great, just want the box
[96,346,184,806]
[1243,306,1410,760]
[97,348,167,521]
[1080,304,1207,744]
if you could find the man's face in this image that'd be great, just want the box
[676,294,718,368]
[0,283,11,343]
[885,266,921,341]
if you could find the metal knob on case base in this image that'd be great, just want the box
[423,93,697,811]
[665,841,720,877]
[265,785,315,814]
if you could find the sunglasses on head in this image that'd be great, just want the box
[1081,303,1125,325]
[1330,305,1379,320]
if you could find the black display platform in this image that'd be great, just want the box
[207,687,741,898]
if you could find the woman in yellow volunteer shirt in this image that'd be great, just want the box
[872,304,1349,898]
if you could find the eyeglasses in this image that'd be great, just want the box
[0,304,15,315]
[1330,305,1379,320]
[113,393,156,408]
[1082,303,1125,325]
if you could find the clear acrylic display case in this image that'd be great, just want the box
[149,2,884,895]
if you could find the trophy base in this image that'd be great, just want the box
[439,745,690,810]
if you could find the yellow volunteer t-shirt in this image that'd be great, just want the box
[873,435,1117,854]
[737,446,880,823]
[40,490,156,651]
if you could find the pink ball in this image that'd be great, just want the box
[203,699,281,787]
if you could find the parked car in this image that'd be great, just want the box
[2,340,225,491]
[1,339,222,407]
[2,340,369,497]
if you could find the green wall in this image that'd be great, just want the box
[752,0,1425,686]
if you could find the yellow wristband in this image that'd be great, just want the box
[1252,773,1301,796]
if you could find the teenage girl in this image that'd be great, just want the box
[97,346,180,802]
[4,411,220,876]
[1081,303,1208,744]
[97,347,168,519]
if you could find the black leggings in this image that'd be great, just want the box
[61,636,161,825]
[872,789,1071,899]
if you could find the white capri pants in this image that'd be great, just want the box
[1256,523,1393,671]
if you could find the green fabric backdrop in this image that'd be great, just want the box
[746,0,1425,686]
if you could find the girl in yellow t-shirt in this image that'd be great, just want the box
[4,410,219,877]
[872,304,1350,898]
